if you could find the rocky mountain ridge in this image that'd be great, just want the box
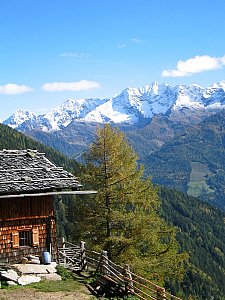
[3,81,225,132]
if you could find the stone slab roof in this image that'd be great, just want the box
[0,149,82,195]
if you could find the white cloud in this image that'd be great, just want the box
[60,52,89,59]
[0,83,33,95]
[117,38,142,48]
[117,43,126,48]
[161,70,187,78]
[42,80,101,92]
[131,38,141,43]
[162,55,225,77]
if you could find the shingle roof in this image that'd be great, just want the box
[0,149,82,195]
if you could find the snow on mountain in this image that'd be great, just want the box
[41,97,109,131]
[3,109,37,129]
[84,82,176,123]
[3,81,225,132]
[84,88,142,124]
[3,98,108,132]
[203,81,225,109]
[172,84,205,110]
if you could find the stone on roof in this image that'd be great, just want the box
[0,149,82,195]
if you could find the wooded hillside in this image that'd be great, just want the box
[159,187,225,299]
[144,110,225,211]
[0,123,80,173]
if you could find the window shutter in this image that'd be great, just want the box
[32,228,39,246]
[12,231,19,248]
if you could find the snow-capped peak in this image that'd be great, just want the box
[139,82,169,95]
[3,109,36,129]
[48,97,108,129]
[209,80,225,90]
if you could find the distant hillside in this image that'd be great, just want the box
[124,114,189,158]
[0,123,80,174]
[159,187,225,299]
[144,110,225,210]
[26,121,99,159]
[25,114,188,161]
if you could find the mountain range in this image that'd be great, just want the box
[3,81,225,132]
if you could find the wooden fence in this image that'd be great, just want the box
[58,239,182,300]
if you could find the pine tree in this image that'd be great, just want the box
[73,124,187,284]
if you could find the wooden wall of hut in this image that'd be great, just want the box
[0,196,57,265]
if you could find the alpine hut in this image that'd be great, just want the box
[0,149,90,265]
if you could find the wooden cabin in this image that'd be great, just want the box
[0,149,85,265]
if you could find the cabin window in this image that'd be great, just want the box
[11,228,39,248]
[19,230,33,247]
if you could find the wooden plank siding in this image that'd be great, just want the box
[0,195,53,220]
[0,196,57,265]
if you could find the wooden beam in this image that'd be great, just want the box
[0,190,97,199]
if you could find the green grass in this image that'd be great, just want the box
[187,162,214,197]
[26,266,91,293]
[0,266,92,294]
[0,277,83,293]
[1,267,136,299]
[27,279,82,292]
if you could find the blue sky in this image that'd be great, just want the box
[0,0,225,120]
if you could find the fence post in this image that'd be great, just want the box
[80,241,87,270]
[62,237,66,267]
[124,264,134,294]
[157,287,166,300]
[101,250,109,275]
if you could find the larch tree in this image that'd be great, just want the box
[71,124,187,284]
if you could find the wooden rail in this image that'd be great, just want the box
[57,239,182,300]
